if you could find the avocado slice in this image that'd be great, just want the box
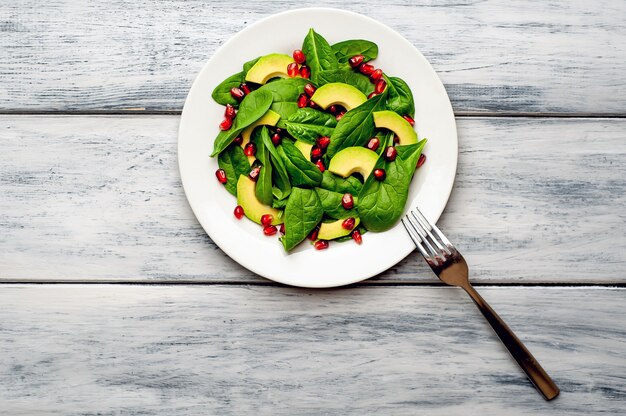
[373,110,417,145]
[245,54,294,84]
[294,140,313,161]
[310,82,367,111]
[318,217,360,240]
[327,147,378,179]
[236,176,282,225]
[240,109,281,163]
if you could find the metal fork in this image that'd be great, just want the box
[402,207,560,401]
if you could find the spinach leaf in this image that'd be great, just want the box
[217,144,250,196]
[277,140,323,187]
[278,108,337,144]
[252,127,273,205]
[385,76,415,117]
[259,126,292,201]
[210,89,273,157]
[302,28,338,83]
[280,187,323,252]
[257,77,310,119]
[270,102,300,120]
[272,197,289,209]
[315,188,356,219]
[259,77,309,102]
[331,40,378,64]
[320,171,362,194]
[316,69,374,95]
[211,72,244,106]
[357,139,426,232]
[326,92,387,158]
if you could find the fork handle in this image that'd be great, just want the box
[463,284,560,401]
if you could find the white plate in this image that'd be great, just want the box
[178,8,457,288]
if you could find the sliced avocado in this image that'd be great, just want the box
[328,147,378,179]
[318,217,360,240]
[245,54,294,84]
[310,82,367,111]
[240,109,281,163]
[236,176,282,225]
[294,140,313,161]
[373,110,417,145]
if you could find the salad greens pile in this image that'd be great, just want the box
[211,28,426,252]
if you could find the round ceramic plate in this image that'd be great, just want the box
[178,8,457,288]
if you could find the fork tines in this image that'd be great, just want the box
[401,207,452,266]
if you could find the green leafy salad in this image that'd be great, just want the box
[211,29,427,252]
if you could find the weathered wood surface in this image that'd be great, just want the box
[1,1,625,113]
[1,115,624,283]
[0,285,623,415]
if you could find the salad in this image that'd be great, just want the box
[211,29,426,252]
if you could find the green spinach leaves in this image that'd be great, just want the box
[357,140,426,231]
[211,89,273,157]
[278,140,322,187]
[331,39,378,65]
[278,108,337,144]
[327,92,387,158]
[280,187,323,251]
[302,29,338,83]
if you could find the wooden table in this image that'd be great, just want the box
[1,2,625,414]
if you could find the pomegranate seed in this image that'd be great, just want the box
[342,217,356,231]
[260,214,273,226]
[215,169,227,184]
[300,65,311,79]
[219,118,233,131]
[233,136,243,145]
[370,69,383,82]
[384,146,397,161]
[328,105,339,114]
[417,153,426,169]
[234,205,244,219]
[293,49,306,64]
[374,79,387,94]
[403,114,415,126]
[393,135,400,144]
[373,168,386,181]
[304,83,316,97]
[341,193,354,210]
[335,111,346,121]
[240,83,251,95]
[287,62,299,77]
[243,143,256,157]
[349,55,364,68]
[311,147,323,160]
[351,229,363,245]
[249,166,261,181]
[316,136,330,149]
[308,100,319,109]
[297,93,309,108]
[308,228,319,241]
[360,63,375,75]
[230,87,245,101]
[271,133,282,146]
[315,159,325,172]
[279,223,285,234]
[224,104,236,119]
[367,92,377,99]
[263,225,278,236]
[366,137,380,151]
[314,240,329,250]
